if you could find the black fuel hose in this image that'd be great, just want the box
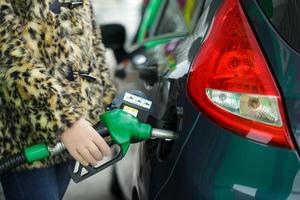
[0,152,26,174]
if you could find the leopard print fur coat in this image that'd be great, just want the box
[0,0,116,170]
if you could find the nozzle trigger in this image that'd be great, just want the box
[69,144,123,183]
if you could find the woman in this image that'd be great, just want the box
[0,0,116,199]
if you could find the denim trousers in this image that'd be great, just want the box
[0,161,73,200]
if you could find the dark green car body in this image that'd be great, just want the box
[114,0,300,199]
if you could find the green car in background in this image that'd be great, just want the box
[109,0,300,199]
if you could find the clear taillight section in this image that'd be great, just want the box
[187,0,294,149]
[206,89,282,127]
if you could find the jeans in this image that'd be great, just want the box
[0,161,73,200]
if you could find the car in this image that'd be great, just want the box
[109,0,300,199]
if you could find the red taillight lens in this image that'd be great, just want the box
[187,0,294,149]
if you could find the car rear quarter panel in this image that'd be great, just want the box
[151,0,300,199]
[156,96,300,200]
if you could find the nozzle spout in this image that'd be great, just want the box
[151,129,176,141]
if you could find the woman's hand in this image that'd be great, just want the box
[61,117,111,167]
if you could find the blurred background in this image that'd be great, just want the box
[93,0,143,46]
[0,1,143,200]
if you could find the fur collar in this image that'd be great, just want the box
[9,0,84,18]
[9,0,51,18]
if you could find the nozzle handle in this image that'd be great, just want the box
[93,121,110,138]
[69,145,123,183]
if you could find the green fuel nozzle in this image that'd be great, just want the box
[100,109,175,156]
[101,109,150,156]
[70,109,176,183]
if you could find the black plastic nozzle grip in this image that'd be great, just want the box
[70,147,123,183]
[93,121,110,138]
[0,153,26,174]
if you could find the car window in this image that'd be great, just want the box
[257,0,300,52]
[154,0,203,37]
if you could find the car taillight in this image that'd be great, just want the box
[187,0,294,149]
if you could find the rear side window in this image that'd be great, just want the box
[257,0,300,52]
[154,0,203,36]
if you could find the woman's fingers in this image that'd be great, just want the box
[92,133,112,156]
[79,148,98,167]
[70,150,89,167]
[88,143,103,161]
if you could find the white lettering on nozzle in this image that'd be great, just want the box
[123,93,152,110]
